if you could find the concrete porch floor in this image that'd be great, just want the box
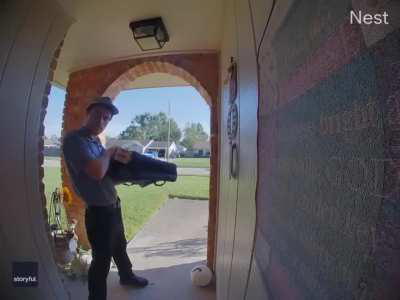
[61,198,215,300]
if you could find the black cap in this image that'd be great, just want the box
[86,96,119,115]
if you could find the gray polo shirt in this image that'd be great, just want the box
[62,127,117,207]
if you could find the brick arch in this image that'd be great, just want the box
[103,61,212,106]
[61,53,219,269]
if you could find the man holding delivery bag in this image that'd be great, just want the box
[62,97,148,300]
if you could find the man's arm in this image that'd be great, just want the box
[63,134,131,181]
[84,147,117,180]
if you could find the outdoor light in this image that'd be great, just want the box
[129,17,169,51]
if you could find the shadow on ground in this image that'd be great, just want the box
[62,260,215,300]
[127,238,207,258]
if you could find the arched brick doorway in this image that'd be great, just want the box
[61,53,219,269]
[103,61,212,104]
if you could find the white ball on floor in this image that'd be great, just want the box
[190,265,213,287]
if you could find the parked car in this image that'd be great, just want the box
[144,151,158,159]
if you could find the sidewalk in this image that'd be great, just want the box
[178,167,210,176]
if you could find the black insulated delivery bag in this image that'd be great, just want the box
[107,151,177,187]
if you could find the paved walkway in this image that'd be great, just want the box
[127,198,209,269]
[62,198,215,300]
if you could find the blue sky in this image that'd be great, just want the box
[44,85,210,138]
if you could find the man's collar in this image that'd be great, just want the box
[79,126,97,140]
[79,126,91,136]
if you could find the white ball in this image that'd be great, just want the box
[190,265,213,287]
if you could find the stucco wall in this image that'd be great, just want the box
[254,0,400,299]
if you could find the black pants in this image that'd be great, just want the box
[85,202,133,300]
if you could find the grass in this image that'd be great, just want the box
[166,176,210,199]
[171,157,210,168]
[43,166,209,241]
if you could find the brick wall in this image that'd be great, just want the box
[61,53,219,269]
[39,40,64,244]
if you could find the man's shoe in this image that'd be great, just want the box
[120,274,149,287]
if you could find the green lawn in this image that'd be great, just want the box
[43,166,209,241]
[166,176,210,199]
[171,157,210,168]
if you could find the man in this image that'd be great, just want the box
[62,96,148,300]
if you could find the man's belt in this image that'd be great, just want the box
[87,202,120,210]
[87,197,121,210]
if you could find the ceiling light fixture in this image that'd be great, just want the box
[129,17,169,51]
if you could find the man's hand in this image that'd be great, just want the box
[106,146,118,157]
[113,148,132,164]
[84,146,118,180]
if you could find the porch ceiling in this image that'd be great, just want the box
[54,0,224,88]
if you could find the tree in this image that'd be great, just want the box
[50,134,60,142]
[181,122,208,151]
[119,112,182,142]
